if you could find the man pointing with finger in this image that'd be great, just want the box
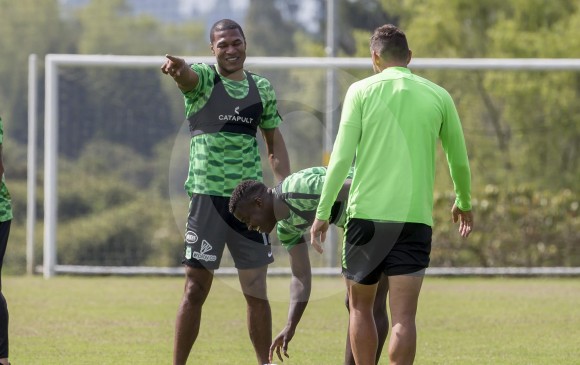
[310,24,473,365]
[161,18,290,365]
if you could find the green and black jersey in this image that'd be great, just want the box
[276,166,352,251]
[0,117,12,222]
[183,63,282,197]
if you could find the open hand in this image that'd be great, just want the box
[310,218,329,254]
[269,327,295,362]
[452,203,473,238]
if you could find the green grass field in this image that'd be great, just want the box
[4,275,580,364]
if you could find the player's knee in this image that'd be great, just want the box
[183,270,212,304]
[239,271,268,298]
[244,293,270,308]
[184,282,210,307]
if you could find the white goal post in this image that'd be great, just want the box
[35,54,580,278]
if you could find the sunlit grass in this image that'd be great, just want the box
[4,276,579,364]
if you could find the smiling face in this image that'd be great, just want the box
[210,28,247,78]
[233,197,277,234]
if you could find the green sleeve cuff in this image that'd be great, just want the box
[455,197,472,211]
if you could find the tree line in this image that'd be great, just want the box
[0,0,577,272]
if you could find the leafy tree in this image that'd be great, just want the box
[377,0,580,266]
[245,0,298,57]
[56,0,180,157]
[377,0,580,190]
[0,0,71,141]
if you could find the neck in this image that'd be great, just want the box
[379,62,407,72]
[269,189,290,221]
[217,66,245,81]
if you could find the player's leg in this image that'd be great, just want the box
[226,196,274,365]
[384,222,431,365]
[174,194,227,365]
[343,292,354,365]
[386,274,423,365]
[346,279,378,365]
[374,274,390,363]
[343,275,388,365]
[0,220,11,365]
[173,266,214,365]
[238,266,271,364]
[342,218,399,365]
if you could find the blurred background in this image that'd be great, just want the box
[0,0,578,275]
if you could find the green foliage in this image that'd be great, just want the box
[245,0,297,57]
[0,0,578,271]
[76,0,164,55]
[161,22,207,55]
[432,185,579,267]
[381,1,580,266]
[55,191,182,266]
[57,196,153,266]
[54,139,183,266]
[0,0,70,141]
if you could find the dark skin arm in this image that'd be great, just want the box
[269,179,350,362]
[336,179,352,202]
[160,54,199,92]
[269,241,311,363]
[261,127,291,182]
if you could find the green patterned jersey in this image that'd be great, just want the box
[183,63,282,197]
[0,117,13,222]
[276,167,352,251]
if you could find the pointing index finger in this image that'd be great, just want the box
[165,54,180,62]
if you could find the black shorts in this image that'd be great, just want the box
[342,218,432,285]
[183,194,273,270]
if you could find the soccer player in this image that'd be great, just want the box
[0,116,13,365]
[229,167,389,365]
[161,19,290,365]
[311,24,473,365]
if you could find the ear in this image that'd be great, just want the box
[371,50,380,66]
[407,50,413,65]
[210,43,215,55]
[254,196,263,207]
[371,50,382,73]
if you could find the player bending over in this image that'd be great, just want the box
[229,166,388,365]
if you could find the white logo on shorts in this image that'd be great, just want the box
[185,231,198,243]
[267,251,273,258]
[192,240,217,262]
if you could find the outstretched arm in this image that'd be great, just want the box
[270,242,311,363]
[160,54,199,92]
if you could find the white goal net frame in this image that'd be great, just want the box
[31,54,580,278]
